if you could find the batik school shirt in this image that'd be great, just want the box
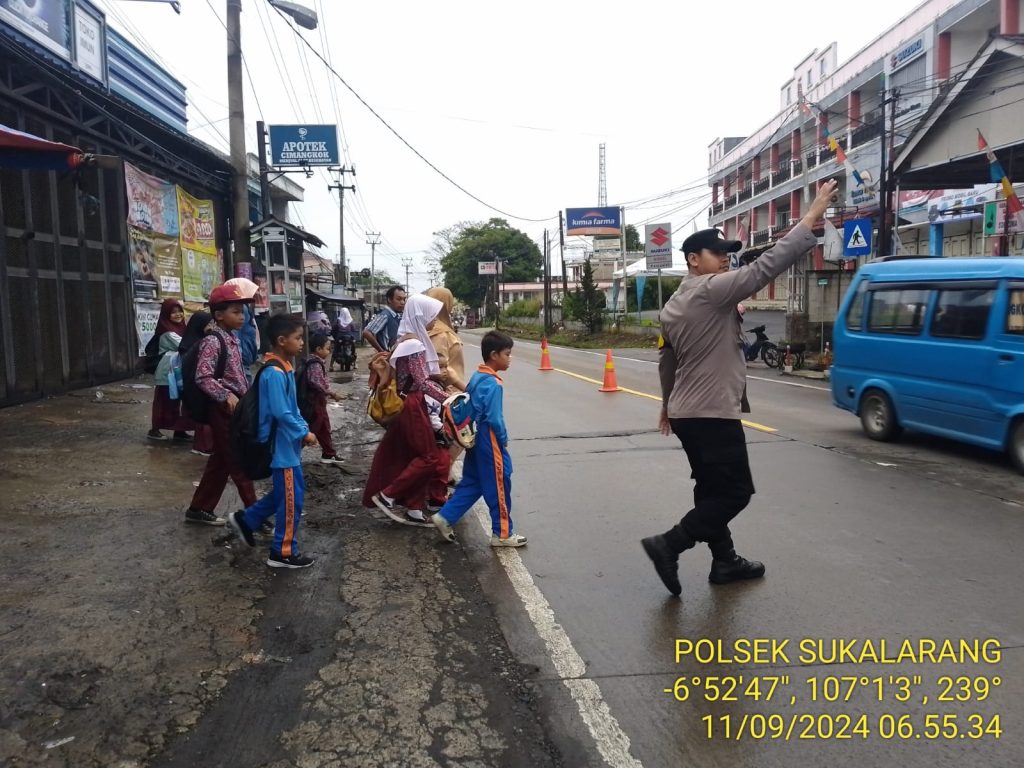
[196,326,249,402]
[304,355,331,402]
[258,354,309,469]
[467,365,508,447]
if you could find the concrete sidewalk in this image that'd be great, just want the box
[0,372,561,768]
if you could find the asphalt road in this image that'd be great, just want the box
[457,330,1024,768]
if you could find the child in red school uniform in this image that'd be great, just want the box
[304,333,345,466]
[184,284,258,526]
[178,311,214,457]
[148,298,191,442]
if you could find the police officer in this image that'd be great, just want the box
[642,179,839,597]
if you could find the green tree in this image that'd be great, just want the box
[566,258,605,333]
[626,276,682,311]
[439,218,543,308]
[625,224,642,252]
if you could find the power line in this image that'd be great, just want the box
[267,1,555,223]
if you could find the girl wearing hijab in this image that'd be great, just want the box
[423,287,466,393]
[330,307,357,372]
[148,298,190,441]
[178,311,215,456]
[363,294,451,526]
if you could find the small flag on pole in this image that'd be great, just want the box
[978,130,1024,217]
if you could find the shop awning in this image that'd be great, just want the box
[0,123,88,171]
[305,286,364,307]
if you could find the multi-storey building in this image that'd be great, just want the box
[706,0,1021,342]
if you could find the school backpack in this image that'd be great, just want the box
[366,352,403,427]
[442,392,476,449]
[180,333,227,424]
[143,333,161,374]
[294,358,315,422]
[230,359,285,481]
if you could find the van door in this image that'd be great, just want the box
[911,284,1000,443]
[991,281,1024,429]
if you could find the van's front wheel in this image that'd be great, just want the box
[859,389,902,442]
[1008,419,1024,475]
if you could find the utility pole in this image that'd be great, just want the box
[366,233,380,310]
[227,0,248,264]
[878,86,899,259]
[328,166,356,285]
[256,120,272,220]
[558,210,568,296]
[401,256,414,292]
[543,228,551,335]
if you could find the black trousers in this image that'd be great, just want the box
[663,418,755,559]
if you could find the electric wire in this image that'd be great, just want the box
[267,1,555,223]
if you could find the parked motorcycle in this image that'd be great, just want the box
[743,325,779,367]
[332,336,357,372]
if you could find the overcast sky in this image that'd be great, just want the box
[98,0,926,291]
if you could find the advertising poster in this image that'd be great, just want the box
[0,0,71,58]
[133,300,161,356]
[565,207,621,236]
[176,188,220,302]
[129,227,182,299]
[124,162,179,237]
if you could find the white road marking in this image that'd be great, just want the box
[473,505,645,768]
[745,375,831,392]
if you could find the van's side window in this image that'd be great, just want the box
[1008,289,1024,334]
[846,280,868,331]
[867,288,930,335]
[930,289,994,340]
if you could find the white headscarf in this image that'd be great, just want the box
[389,293,443,374]
[336,307,353,326]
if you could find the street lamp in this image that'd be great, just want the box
[226,0,317,266]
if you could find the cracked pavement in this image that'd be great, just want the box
[0,372,562,768]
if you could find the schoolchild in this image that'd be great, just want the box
[185,284,258,526]
[148,298,191,442]
[303,333,345,466]
[430,330,526,547]
[227,314,318,568]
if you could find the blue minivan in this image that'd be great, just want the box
[831,257,1024,473]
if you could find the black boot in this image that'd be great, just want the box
[641,535,681,596]
[709,551,765,584]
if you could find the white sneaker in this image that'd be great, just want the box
[319,456,345,466]
[431,514,456,542]
[490,533,527,548]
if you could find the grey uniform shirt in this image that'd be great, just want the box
[659,223,818,420]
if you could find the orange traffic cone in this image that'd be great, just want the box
[599,349,621,392]
[538,337,554,371]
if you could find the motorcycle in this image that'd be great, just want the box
[332,336,357,372]
[743,325,780,367]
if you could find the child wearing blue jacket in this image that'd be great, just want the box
[228,314,318,569]
[431,331,526,547]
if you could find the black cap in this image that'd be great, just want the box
[681,228,742,255]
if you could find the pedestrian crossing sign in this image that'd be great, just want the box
[843,218,872,257]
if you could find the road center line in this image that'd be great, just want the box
[550,368,778,434]
[472,505,645,768]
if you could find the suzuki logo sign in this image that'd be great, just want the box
[645,223,674,270]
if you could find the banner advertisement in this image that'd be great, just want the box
[0,0,71,58]
[177,187,219,302]
[133,300,161,356]
[176,187,216,255]
[124,162,179,236]
[181,247,222,303]
[644,223,673,270]
[130,227,182,300]
[565,207,621,236]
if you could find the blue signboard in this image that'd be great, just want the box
[269,124,339,167]
[565,206,621,236]
[843,218,872,258]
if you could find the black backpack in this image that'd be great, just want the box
[143,333,161,374]
[230,359,285,481]
[180,333,227,424]
[294,358,316,422]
